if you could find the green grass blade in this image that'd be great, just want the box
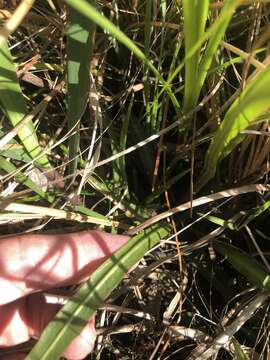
[202,214,237,230]
[160,0,240,106]
[183,0,209,113]
[239,199,270,228]
[66,0,96,179]
[214,241,270,294]
[196,0,237,100]
[74,205,110,221]
[0,41,50,168]
[232,339,251,360]
[64,0,180,111]
[114,92,133,188]
[26,223,171,360]
[198,63,270,188]
[0,155,51,201]
[143,0,152,123]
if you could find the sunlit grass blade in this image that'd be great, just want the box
[214,241,270,294]
[143,0,152,125]
[161,0,240,107]
[66,0,96,180]
[0,41,50,168]
[26,224,171,360]
[183,0,209,113]
[198,63,270,188]
[196,0,237,101]
[64,0,180,111]
[238,198,270,228]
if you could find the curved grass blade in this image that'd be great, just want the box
[26,223,171,360]
[183,0,239,114]
[66,0,96,181]
[64,0,180,111]
[160,0,241,105]
[0,41,50,168]
[214,241,270,294]
[198,63,270,188]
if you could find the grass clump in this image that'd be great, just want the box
[0,0,270,359]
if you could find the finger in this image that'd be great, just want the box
[0,353,26,360]
[0,230,129,304]
[0,298,29,347]
[0,293,96,360]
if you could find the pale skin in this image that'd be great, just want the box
[0,230,129,360]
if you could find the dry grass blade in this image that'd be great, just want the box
[0,0,35,47]
[0,202,126,228]
[187,293,268,360]
[127,184,270,235]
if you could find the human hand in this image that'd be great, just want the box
[0,230,129,360]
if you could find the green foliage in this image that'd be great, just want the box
[199,64,270,188]
[64,0,180,111]
[2,1,270,358]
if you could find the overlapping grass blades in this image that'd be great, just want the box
[0,41,50,168]
[26,224,171,360]
[183,0,237,113]
[183,0,209,113]
[64,0,180,111]
[66,0,96,180]
[0,155,50,201]
[198,63,270,188]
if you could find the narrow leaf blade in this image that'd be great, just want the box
[199,64,270,188]
[214,241,270,294]
[66,1,96,179]
[0,42,50,168]
[26,224,171,360]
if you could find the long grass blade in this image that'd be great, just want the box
[214,241,270,294]
[162,0,240,108]
[64,0,180,111]
[0,41,50,168]
[66,0,96,180]
[183,0,209,113]
[196,0,237,101]
[26,224,171,360]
